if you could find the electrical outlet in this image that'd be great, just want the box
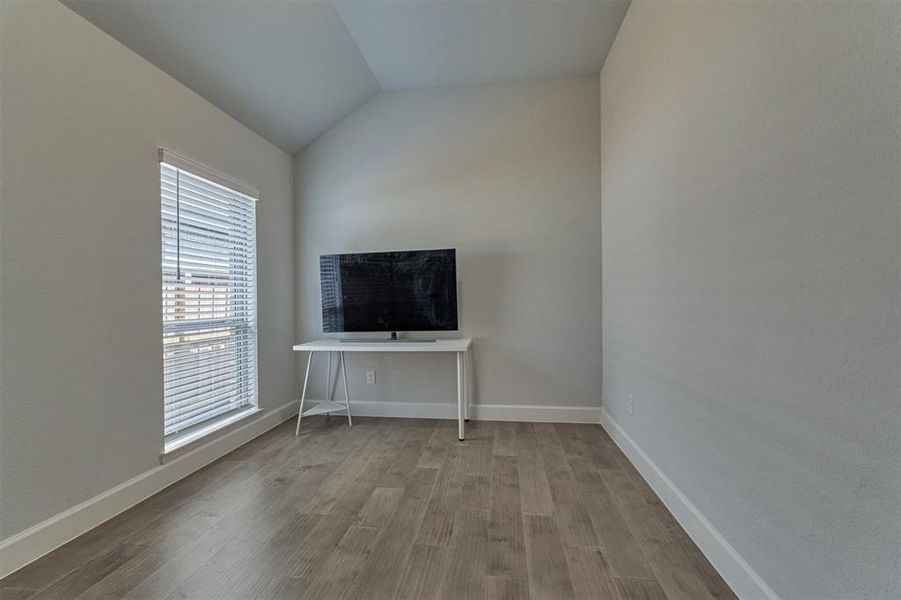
[366,369,376,384]
[628,394,634,415]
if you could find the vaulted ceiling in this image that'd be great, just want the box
[63,1,630,155]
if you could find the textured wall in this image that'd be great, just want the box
[600,2,900,598]
[294,77,602,411]
[0,1,295,538]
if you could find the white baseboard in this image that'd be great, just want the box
[0,400,299,579]
[304,399,601,423]
[600,408,780,600]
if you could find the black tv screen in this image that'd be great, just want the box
[320,249,458,333]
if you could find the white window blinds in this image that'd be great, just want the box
[160,158,258,437]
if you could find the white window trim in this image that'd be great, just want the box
[159,149,260,450]
[158,149,259,200]
[161,406,261,461]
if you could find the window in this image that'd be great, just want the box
[160,151,258,440]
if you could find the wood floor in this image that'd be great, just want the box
[1,417,736,600]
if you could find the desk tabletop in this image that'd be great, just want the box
[293,338,472,353]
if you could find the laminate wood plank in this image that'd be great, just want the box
[378,438,427,488]
[577,425,627,470]
[532,423,581,503]
[668,533,736,599]
[483,575,531,600]
[613,468,734,599]
[393,544,449,600]
[614,577,669,600]
[461,474,492,512]
[229,465,335,542]
[493,421,518,457]
[566,455,607,496]
[326,455,400,517]
[619,462,668,510]
[210,513,323,600]
[600,468,718,600]
[523,515,577,600]
[195,457,294,518]
[554,423,588,458]
[459,422,494,477]
[416,444,448,469]
[487,456,528,579]
[581,485,655,581]
[533,426,600,547]
[164,537,268,600]
[0,587,38,600]
[286,512,358,579]
[297,421,386,515]
[555,500,601,547]
[252,576,312,600]
[348,468,439,600]
[189,447,324,525]
[29,544,145,600]
[514,423,554,516]
[438,510,489,600]
[327,423,425,521]
[121,510,221,552]
[564,545,620,600]
[293,419,364,468]
[416,452,464,546]
[1,496,200,593]
[300,525,382,600]
[122,518,254,599]
[302,452,377,515]
[357,487,403,528]
[637,538,717,600]
[600,468,672,548]
[298,422,399,520]
[74,517,219,599]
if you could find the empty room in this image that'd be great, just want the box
[0,1,898,599]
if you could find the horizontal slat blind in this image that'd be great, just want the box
[161,161,257,437]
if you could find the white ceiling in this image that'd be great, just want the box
[336,1,630,90]
[63,0,629,155]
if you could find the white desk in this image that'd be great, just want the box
[292,338,474,440]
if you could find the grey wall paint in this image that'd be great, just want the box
[600,3,900,599]
[0,1,295,538]
[294,77,602,409]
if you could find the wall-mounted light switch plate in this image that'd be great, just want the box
[366,369,376,384]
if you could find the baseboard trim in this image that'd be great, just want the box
[600,408,780,600]
[304,399,601,423]
[0,400,299,579]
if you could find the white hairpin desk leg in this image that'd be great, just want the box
[463,349,470,422]
[324,352,332,416]
[457,351,465,441]
[341,351,352,427]
[295,351,313,436]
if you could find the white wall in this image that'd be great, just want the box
[294,77,602,416]
[0,1,295,539]
[601,3,900,599]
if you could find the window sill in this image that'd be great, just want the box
[161,407,261,463]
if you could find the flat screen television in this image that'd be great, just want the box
[320,248,458,334]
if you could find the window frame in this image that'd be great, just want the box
[159,150,259,452]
